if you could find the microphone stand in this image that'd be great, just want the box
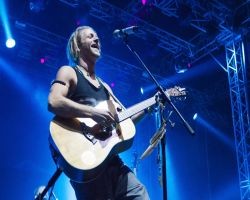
[121,35,195,200]
[158,103,167,200]
[34,168,62,200]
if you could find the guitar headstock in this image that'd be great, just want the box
[165,86,186,97]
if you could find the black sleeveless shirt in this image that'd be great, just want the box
[70,67,109,106]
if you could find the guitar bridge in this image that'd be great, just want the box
[80,123,97,144]
[85,133,97,144]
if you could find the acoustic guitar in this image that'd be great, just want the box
[49,87,185,182]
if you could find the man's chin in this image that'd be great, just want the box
[91,50,101,58]
[92,53,101,61]
[94,52,101,58]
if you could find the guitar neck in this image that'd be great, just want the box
[116,87,185,122]
[117,96,157,122]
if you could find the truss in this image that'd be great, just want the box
[225,35,250,200]
[57,0,250,66]
[58,0,79,7]
[153,0,235,61]
[86,0,194,57]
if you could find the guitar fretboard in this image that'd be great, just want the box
[116,87,185,122]
[117,96,157,122]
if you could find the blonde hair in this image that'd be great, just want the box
[66,26,93,65]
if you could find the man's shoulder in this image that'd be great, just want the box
[55,65,77,81]
[59,65,75,71]
[57,65,76,75]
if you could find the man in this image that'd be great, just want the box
[48,26,150,200]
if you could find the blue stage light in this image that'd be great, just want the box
[193,113,198,120]
[176,68,188,73]
[196,115,234,148]
[6,38,16,48]
[0,0,15,48]
[140,87,144,94]
[0,0,11,38]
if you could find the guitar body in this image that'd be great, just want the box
[49,87,185,183]
[49,100,136,183]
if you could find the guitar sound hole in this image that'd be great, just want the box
[80,122,113,142]
[95,131,112,141]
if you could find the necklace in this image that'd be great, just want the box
[76,65,96,78]
[76,65,100,88]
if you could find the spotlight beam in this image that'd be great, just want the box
[0,0,12,39]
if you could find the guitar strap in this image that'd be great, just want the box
[98,78,126,110]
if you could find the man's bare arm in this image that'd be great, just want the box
[48,66,114,123]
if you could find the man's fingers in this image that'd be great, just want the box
[93,109,115,125]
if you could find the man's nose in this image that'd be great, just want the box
[94,38,99,44]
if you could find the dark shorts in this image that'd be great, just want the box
[70,156,150,200]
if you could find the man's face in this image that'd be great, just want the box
[77,28,101,59]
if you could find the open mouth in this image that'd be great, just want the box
[91,43,99,50]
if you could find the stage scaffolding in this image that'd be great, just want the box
[226,36,250,200]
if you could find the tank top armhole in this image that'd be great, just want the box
[67,66,78,98]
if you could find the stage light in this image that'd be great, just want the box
[6,38,16,48]
[193,113,198,120]
[0,0,13,45]
[110,82,115,88]
[0,57,50,119]
[175,63,188,74]
[40,58,45,64]
[140,87,144,94]
[196,115,234,148]
[176,69,187,73]
[141,0,147,5]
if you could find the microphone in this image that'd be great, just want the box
[113,26,139,38]
[140,122,166,160]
